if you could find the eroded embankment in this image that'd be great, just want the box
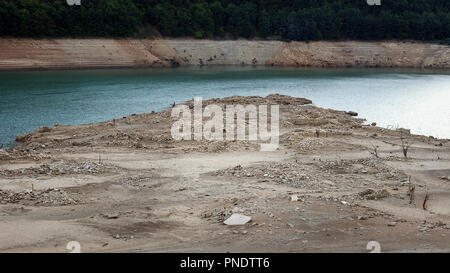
[0,38,448,70]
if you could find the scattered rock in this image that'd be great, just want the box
[388,222,397,227]
[0,188,79,206]
[112,234,134,241]
[0,161,117,177]
[345,111,358,117]
[358,189,390,200]
[15,133,31,142]
[38,126,51,133]
[290,194,299,202]
[223,213,252,226]
[105,213,120,219]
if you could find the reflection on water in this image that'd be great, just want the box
[0,67,449,147]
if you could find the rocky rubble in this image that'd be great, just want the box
[318,158,405,180]
[198,94,312,106]
[0,188,80,206]
[0,149,10,161]
[202,207,235,222]
[417,221,450,233]
[8,94,368,155]
[358,189,391,200]
[181,140,261,153]
[0,161,118,177]
[0,148,50,161]
[215,157,406,192]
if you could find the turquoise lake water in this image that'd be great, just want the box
[0,67,449,147]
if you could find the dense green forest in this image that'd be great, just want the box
[0,0,449,41]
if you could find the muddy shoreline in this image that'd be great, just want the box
[0,94,449,252]
[1,39,449,71]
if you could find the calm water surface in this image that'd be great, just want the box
[0,67,449,147]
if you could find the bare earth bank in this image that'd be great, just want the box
[0,94,449,253]
[0,39,449,70]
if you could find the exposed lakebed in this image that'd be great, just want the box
[0,66,449,147]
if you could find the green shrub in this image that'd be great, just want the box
[194,31,203,39]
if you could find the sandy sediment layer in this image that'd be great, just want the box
[0,38,448,70]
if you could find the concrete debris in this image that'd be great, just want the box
[223,213,252,226]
